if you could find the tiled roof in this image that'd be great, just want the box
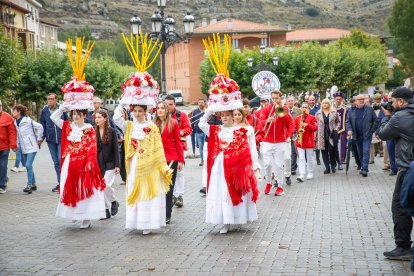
[194,19,286,34]
[287,28,351,42]
[0,0,30,13]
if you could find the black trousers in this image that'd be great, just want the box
[392,170,413,249]
[315,149,321,162]
[321,146,336,171]
[166,161,178,219]
[291,140,297,172]
[118,141,126,182]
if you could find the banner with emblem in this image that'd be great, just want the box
[251,71,280,100]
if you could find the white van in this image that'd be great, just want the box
[103,98,119,113]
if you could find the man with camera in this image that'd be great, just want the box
[378,87,414,260]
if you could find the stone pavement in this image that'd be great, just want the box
[0,146,413,276]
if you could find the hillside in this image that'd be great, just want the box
[38,0,393,39]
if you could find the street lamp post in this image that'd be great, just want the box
[247,45,278,72]
[129,0,195,95]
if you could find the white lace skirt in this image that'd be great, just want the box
[125,152,166,230]
[206,152,258,225]
[56,155,106,220]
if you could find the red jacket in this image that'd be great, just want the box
[246,114,264,147]
[171,109,192,151]
[294,114,317,149]
[259,104,294,143]
[161,118,184,163]
[0,111,17,151]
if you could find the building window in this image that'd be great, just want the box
[261,37,268,47]
[232,38,238,49]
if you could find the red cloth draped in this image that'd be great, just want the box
[60,121,106,207]
[207,126,259,206]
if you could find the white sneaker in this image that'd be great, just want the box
[0,188,6,194]
[10,167,19,173]
[220,224,230,234]
[297,176,305,182]
[306,173,313,180]
[18,167,26,172]
[142,230,151,235]
[80,220,91,229]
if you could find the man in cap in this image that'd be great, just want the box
[378,87,414,260]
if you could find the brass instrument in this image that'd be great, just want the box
[297,112,306,146]
[263,104,286,138]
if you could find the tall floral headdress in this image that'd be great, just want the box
[61,37,96,111]
[202,33,242,112]
[119,32,163,107]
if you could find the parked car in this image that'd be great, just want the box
[249,96,261,108]
[170,91,184,105]
[103,98,119,114]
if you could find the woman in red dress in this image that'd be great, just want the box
[153,101,184,224]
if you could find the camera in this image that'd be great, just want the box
[373,100,393,112]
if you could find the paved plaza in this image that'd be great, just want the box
[0,146,413,275]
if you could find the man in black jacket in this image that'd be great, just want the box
[346,94,377,177]
[378,87,414,260]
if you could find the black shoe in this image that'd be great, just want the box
[361,170,368,177]
[273,179,278,187]
[383,247,412,260]
[199,187,206,195]
[317,160,321,165]
[324,169,330,174]
[52,185,59,192]
[166,218,171,224]
[331,167,336,174]
[23,186,32,194]
[111,201,119,216]
[120,182,126,185]
[285,177,291,185]
[380,153,384,157]
[291,171,296,175]
[199,161,204,166]
[357,166,361,171]
[389,170,398,176]
[337,165,343,170]
[31,185,37,191]
[106,209,111,219]
[369,161,374,164]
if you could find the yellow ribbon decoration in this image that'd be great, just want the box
[202,33,231,77]
[66,37,95,80]
[121,31,163,73]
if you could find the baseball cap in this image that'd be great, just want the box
[392,87,414,103]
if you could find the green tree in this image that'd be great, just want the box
[18,49,72,105]
[0,33,24,104]
[85,56,135,99]
[388,0,414,74]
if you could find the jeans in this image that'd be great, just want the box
[354,137,372,171]
[392,171,413,249]
[190,132,196,155]
[47,142,61,184]
[0,150,10,188]
[14,146,22,167]
[387,140,396,172]
[195,132,205,162]
[21,152,37,186]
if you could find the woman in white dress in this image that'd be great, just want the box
[113,104,171,235]
[199,108,260,234]
[51,106,106,229]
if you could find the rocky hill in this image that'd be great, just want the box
[37,0,393,39]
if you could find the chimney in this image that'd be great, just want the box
[202,18,207,27]
[210,18,217,25]
[227,18,233,29]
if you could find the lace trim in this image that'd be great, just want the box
[67,123,93,142]
[131,121,151,140]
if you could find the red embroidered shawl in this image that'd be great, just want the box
[207,126,259,206]
[60,121,106,207]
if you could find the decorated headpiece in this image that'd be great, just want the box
[61,37,96,111]
[203,33,242,112]
[333,92,345,99]
[120,32,163,107]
